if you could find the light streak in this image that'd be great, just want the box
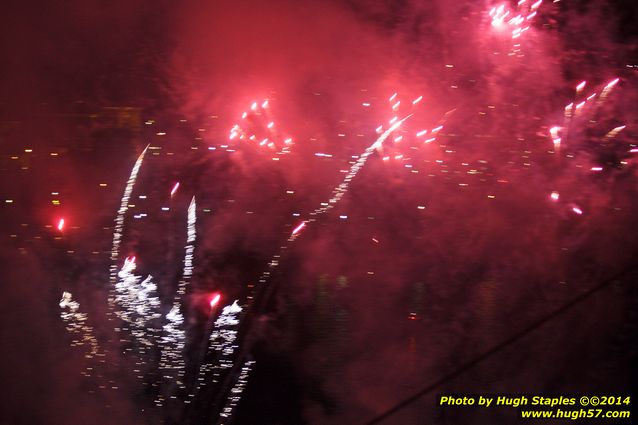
[604,125,626,140]
[59,292,100,359]
[604,78,620,90]
[156,303,187,404]
[229,100,294,155]
[599,78,620,102]
[108,146,148,312]
[576,80,587,92]
[188,301,244,404]
[210,293,222,308]
[156,197,197,403]
[171,182,180,196]
[291,221,306,236]
[549,126,562,148]
[279,114,413,245]
[217,360,256,424]
[114,256,161,360]
[177,197,197,301]
[488,1,542,52]
[219,112,415,412]
[57,218,65,231]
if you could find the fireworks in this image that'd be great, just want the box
[488,1,540,38]
[53,1,636,421]
[210,293,222,308]
[176,197,197,302]
[291,221,306,236]
[170,181,180,197]
[108,145,149,305]
[188,301,244,405]
[114,256,161,357]
[304,114,411,224]
[550,77,622,153]
[218,360,256,423]
[157,196,198,401]
[59,291,100,360]
[228,99,294,157]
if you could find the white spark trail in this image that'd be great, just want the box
[212,115,412,419]
[175,197,197,303]
[188,301,244,405]
[302,115,412,230]
[157,197,197,403]
[59,291,101,361]
[108,145,149,307]
[114,257,161,359]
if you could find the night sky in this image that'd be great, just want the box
[1,1,637,424]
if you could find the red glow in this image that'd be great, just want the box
[210,293,221,308]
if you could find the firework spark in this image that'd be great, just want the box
[108,145,149,305]
[59,291,100,360]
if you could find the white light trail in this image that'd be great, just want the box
[188,301,244,403]
[158,197,198,401]
[59,292,100,359]
[108,146,149,306]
